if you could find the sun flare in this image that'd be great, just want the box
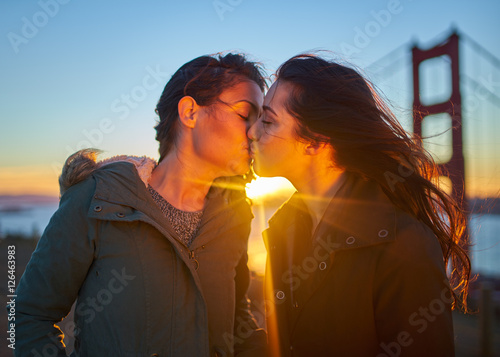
[245,176,295,200]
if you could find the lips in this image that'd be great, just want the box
[249,145,257,157]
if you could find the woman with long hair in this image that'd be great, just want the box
[248,54,470,356]
[16,53,267,356]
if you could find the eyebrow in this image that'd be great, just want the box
[263,105,277,116]
[232,99,260,112]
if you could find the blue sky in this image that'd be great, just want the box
[1,0,499,196]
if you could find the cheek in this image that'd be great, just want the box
[214,117,244,139]
[257,127,277,146]
[227,122,248,145]
[213,122,248,158]
[256,138,281,167]
[259,134,274,146]
[259,126,290,150]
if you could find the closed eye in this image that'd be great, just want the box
[260,112,273,126]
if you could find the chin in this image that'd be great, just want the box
[251,161,273,178]
[227,159,250,176]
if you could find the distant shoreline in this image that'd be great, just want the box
[0,194,59,206]
[0,194,499,214]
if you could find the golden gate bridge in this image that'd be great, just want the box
[366,28,500,204]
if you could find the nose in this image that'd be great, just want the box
[247,120,258,141]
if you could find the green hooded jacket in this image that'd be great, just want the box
[15,154,266,357]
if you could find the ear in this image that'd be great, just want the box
[304,140,328,156]
[177,96,199,129]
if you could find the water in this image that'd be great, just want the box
[468,214,500,277]
[1,202,498,277]
[0,203,59,238]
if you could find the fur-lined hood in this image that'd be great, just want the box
[59,149,157,196]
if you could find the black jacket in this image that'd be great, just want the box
[264,174,454,356]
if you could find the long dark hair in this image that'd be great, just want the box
[276,54,471,310]
[155,53,267,162]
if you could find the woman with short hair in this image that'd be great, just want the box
[16,52,267,357]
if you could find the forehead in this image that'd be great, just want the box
[219,80,263,105]
[265,80,293,108]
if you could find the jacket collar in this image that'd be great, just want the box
[90,161,252,247]
[267,173,397,252]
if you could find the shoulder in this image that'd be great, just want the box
[59,172,97,210]
[91,161,143,186]
[340,175,445,266]
[60,161,136,197]
[263,193,303,250]
[267,192,302,227]
[58,161,145,218]
[211,175,252,206]
[204,176,253,224]
[368,208,448,291]
[59,149,156,195]
[390,211,445,267]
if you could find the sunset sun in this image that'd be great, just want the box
[245,176,295,200]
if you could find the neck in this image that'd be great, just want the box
[289,164,345,233]
[149,149,218,212]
